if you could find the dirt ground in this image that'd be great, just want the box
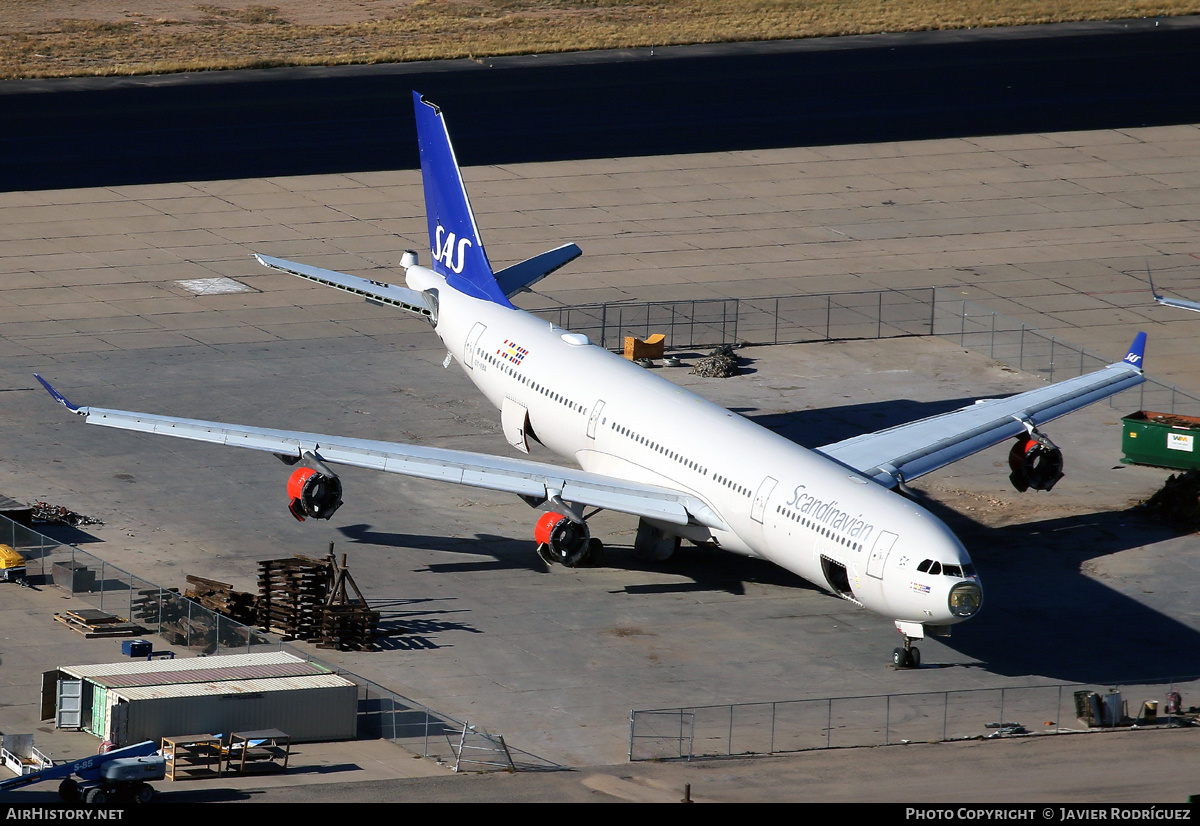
[0,0,415,27]
[4,1,1200,79]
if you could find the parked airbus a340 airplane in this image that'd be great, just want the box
[37,93,1149,667]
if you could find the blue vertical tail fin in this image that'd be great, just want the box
[413,92,513,307]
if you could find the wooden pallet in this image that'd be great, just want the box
[53,608,144,638]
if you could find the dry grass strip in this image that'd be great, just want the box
[1,1,1198,80]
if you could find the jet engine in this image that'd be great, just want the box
[1007,431,1064,493]
[286,467,343,521]
[534,511,592,567]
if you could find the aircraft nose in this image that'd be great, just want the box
[948,578,983,619]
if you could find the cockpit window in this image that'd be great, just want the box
[918,559,975,579]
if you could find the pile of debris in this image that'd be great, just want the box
[29,501,103,527]
[1139,469,1200,532]
[690,344,739,378]
[185,575,259,626]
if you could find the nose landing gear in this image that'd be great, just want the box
[892,643,921,669]
[892,625,922,669]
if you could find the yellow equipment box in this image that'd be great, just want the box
[0,544,25,581]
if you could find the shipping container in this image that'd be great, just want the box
[43,652,357,745]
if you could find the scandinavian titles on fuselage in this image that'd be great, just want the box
[785,484,875,542]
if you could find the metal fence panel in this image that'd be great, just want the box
[883,692,951,745]
[827,695,889,749]
[631,678,1200,761]
[629,709,695,761]
[767,699,838,753]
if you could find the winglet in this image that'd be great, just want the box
[412,92,513,308]
[1147,264,1164,302]
[34,374,82,413]
[1122,332,1147,371]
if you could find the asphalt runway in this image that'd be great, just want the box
[5,26,1200,804]
[4,17,1200,191]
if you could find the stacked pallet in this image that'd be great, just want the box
[256,556,332,640]
[316,604,379,651]
[315,552,379,651]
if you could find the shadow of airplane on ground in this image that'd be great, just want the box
[339,521,821,598]
[741,396,993,449]
[910,487,1200,685]
[338,524,544,573]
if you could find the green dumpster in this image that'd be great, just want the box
[1122,410,1200,470]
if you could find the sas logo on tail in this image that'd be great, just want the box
[433,223,472,274]
[499,340,529,366]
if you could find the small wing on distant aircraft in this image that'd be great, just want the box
[1148,269,1200,313]
[816,333,1147,488]
[32,376,728,532]
[254,254,433,318]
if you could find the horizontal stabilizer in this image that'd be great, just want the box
[254,254,433,318]
[495,243,583,297]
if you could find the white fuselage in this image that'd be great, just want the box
[407,264,982,632]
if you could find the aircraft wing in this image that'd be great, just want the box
[1154,295,1200,312]
[815,333,1147,488]
[34,376,728,532]
[1146,268,1200,312]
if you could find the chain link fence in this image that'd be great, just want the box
[630,679,1197,761]
[0,514,525,770]
[542,286,1200,417]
